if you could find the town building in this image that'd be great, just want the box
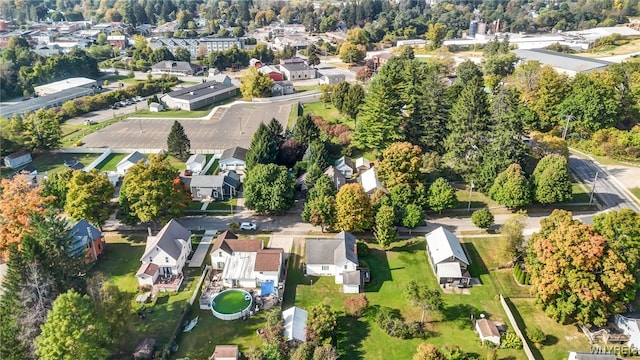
[150,61,203,76]
[513,49,612,76]
[33,77,97,96]
[305,231,364,293]
[279,62,317,81]
[219,146,248,171]
[259,65,285,81]
[159,81,237,111]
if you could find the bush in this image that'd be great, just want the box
[501,332,522,349]
[374,306,423,339]
[344,295,368,317]
[471,208,494,229]
[74,140,84,147]
[526,327,546,344]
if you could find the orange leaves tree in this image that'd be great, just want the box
[525,210,635,326]
[0,175,51,260]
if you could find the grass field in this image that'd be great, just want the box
[95,153,127,171]
[286,237,526,360]
[302,101,344,123]
[133,105,216,119]
[4,152,102,176]
[61,116,129,147]
[632,187,640,200]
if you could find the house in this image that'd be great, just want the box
[219,146,248,171]
[160,81,237,111]
[372,53,394,69]
[282,306,308,342]
[567,352,617,360]
[67,220,106,264]
[151,61,202,76]
[305,231,362,293]
[187,174,238,201]
[272,81,295,96]
[425,227,471,285]
[334,156,355,178]
[149,102,164,112]
[343,269,363,294]
[359,167,387,195]
[212,345,240,360]
[323,166,347,190]
[106,35,126,48]
[4,151,32,169]
[354,157,370,171]
[136,220,192,291]
[208,72,233,86]
[279,62,317,81]
[259,65,285,81]
[513,49,612,77]
[614,314,640,349]
[209,231,284,288]
[250,58,262,67]
[475,318,501,346]
[320,74,346,85]
[185,154,207,175]
[117,151,148,175]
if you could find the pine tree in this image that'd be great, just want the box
[166,120,191,161]
[293,113,320,144]
[246,122,278,170]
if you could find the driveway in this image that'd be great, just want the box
[268,235,294,260]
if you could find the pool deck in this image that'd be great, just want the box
[188,230,217,268]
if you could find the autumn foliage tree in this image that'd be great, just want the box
[526,210,635,326]
[344,295,369,317]
[65,170,115,228]
[335,184,373,232]
[377,142,424,189]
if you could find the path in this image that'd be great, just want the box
[188,229,217,267]
[268,235,294,261]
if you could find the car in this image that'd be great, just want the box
[239,222,257,231]
[135,96,143,102]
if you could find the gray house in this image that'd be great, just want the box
[425,226,471,285]
[305,231,361,293]
[187,173,239,201]
[219,147,248,171]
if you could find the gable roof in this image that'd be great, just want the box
[211,231,239,253]
[476,319,500,338]
[67,220,102,257]
[323,166,346,189]
[5,150,31,160]
[334,156,355,171]
[355,157,370,169]
[220,146,248,162]
[305,231,358,265]
[282,306,308,342]
[359,167,387,194]
[254,249,283,271]
[141,219,191,261]
[426,227,470,265]
[190,175,225,188]
[513,49,612,73]
[186,154,206,166]
[117,151,147,168]
[211,231,262,255]
[151,60,198,72]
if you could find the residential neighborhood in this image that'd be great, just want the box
[1,1,640,360]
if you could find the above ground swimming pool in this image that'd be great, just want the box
[210,289,253,320]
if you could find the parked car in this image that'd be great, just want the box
[135,96,143,102]
[239,222,257,231]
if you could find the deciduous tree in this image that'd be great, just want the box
[498,210,528,265]
[22,109,63,151]
[427,177,457,213]
[531,154,572,204]
[307,304,337,345]
[65,170,114,228]
[593,209,640,273]
[413,343,444,360]
[240,66,274,99]
[335,184,373,232]
[374,205,396,248]
[404,280,444,323]
[338,42,365,63]
[302,195,336,232]
[40,168,73,209]
[377,142,423,188]
[425,23,447,50]
[402,204,424,234]
[489,163,532,209]
[244,164,295,214]
[471,208,494,229]
[167,120,191,161]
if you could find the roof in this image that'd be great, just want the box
[305,231,358,266]
[213,345,239,359]
[165,80,236,101]
[324,74,345,80]
[282,306,308,342]
[5,150,31,160]
[426,227,470,265]
[220,146,248,162]
[211,231,239,253]
[343,270,361,286]
[136,262,159,277]
[141,219,191,261]
[0,86,95,118]
[259,65,282,74]
[67,219,102,257]
[186,154,206,166]
[323,166,346,188]
[212,231,262,255]
[568,352,617,360]
[189,175,225,188]
[34,77,96,92]
[117,151,147,168]
[513,49,612,73]
[222,252,257,280]
[334,156,355,171]
[274,80,293,87]
[476,319,500,338]
[280,62,315,72]
[151,60,197,72]
[149,102,163,109]
[436,262,464,278]
[359,167,387,194]
[355,157,370,169]
[254,249,283,271]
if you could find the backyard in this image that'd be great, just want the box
[0,152,102,178]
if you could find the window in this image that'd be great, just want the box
[165,257,169,263]
[321,265,329,271]
[344,265,348,269]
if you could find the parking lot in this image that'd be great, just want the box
[81,100,299,152]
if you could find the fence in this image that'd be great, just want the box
[83,148,112,171]
[59,147,225,155]
[499,294,536,360]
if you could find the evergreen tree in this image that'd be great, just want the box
[489,163,532,209]
[293,113,320,144]
[354,75,403,151]
[166,120,191,161]
[374,205,396,249]
[332,81,350,112]
[342,83,365,119]
[246,122,278,170]
[531,154,572,204]
[303,140,329,170]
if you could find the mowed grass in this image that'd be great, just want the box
[95,153,127,171]
[28,152,101,174]
[287,237,526,360]
[631,187,640,200]
[302,101,343,123]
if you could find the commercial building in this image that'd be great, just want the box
[279,62,317,81]
[33,77,97,96]
[513,49,612,76]
[150,61,202,76]
[159,81,237,111]
[149,37,244,59]
[0,86,96,119]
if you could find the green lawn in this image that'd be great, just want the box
[207,197,238,210]
[286,237,526,360]
[95,153,127,171]
[7,153,102,176]
[631,187,640,200]
[453,187,499,211]
[571,181,590,203]
[302,102,343,123]
[204,158,219,175]
[133,105,216,118]
[61,115,129,147]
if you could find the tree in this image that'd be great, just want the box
[498,211,528,265]
[303,141,329,170]
[276,139,305,169]
[402,204,424,234]
[331,81,350,112]
[471,208,494,229]
[377,142,423,188]
[413,343,445,360]
[244,164,295,214]
[0,175,51,259]
[246,122,279,170]
[425,23,447,50]
[173,47,191,62]
[303,195,336,232]
[307,304,337,345]
[65,170,115,228]
[167,120,191,161]
[344,295,369,317]
[240,66,274,99]
[342,83,365,119]
[293,113,320,144]
[374,205,396,248]
[86,275,132,349]
[593,209,640,273]
[339,42,365,63]
[313,345,338,360]
[335,184,373,232]
[427,177,457,213]
[22,109,63,151]
[308,53,320,67]
[489,164,532,209]
[526,327,546,345]
[118,154,190,226]
[404,280,444,324]
[35,290,111,360]
[531,154,572,204]
[150,46,174,63]
[40,169,73,209]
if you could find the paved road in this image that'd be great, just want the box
[568,155,640,213]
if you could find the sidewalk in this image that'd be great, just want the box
[188,229,216,268]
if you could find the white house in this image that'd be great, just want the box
[305,231,361,292]
[283,306,308,342]
[614,314,640,349]
[320,74,345,85]
[136,220,192,291]
[475,319,501,346]
[116,151,148,175]
[185,154,207,175]
[4,151,32,169]
[354,157,370,171]
[359,167,387,195]
[426,227,471,286]
[149,102,164,112]
[219,146,248,171]
[334,156,355,178]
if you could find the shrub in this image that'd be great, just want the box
[374,306,423,339]
[471,208,494,229]
[344,295,369,317]
[501,332,522,349]
[526,327,546,344]
[74,140,84,147]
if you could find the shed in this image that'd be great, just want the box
[117,151,148,175]
[212,345,240,360]
[149,102,164,112]
[475,318,501,346]
[4,151,32,169]
[186,154,207,175]
[282,306,308,342]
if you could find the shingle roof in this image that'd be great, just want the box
[359,167,387,194]
[280,62,315,72]
[117,151,147,168]
[426,227,470,265]
[211,231,239,254]
[343,270,361,285]
[186,154,206,166]
[220,146,248,162]
[569,352,617,360]
[67,219,102,257]
[513,49,612,73]
[254,249,282,271]
[214,345,239,358]
[151,60,197,73]
[189,175,225,188]
[141,219,191,261]
[476,319,500,338]
[305,231,358,265]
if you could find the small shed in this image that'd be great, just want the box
[475,318,501,346]
[133,337,155,359]
[4,151,32,169]
[116,151,148,175]
[343,270,362,294]
[149,102,164,112]
[212,345,240,360]
[355,157,370,171]
[282,306,308,342]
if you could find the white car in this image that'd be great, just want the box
[239,222,257,231]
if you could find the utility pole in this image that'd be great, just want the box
[562,114,574,140]
[589,170,599,205]
[467,181,474,213]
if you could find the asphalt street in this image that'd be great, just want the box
[568,155,640,213]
